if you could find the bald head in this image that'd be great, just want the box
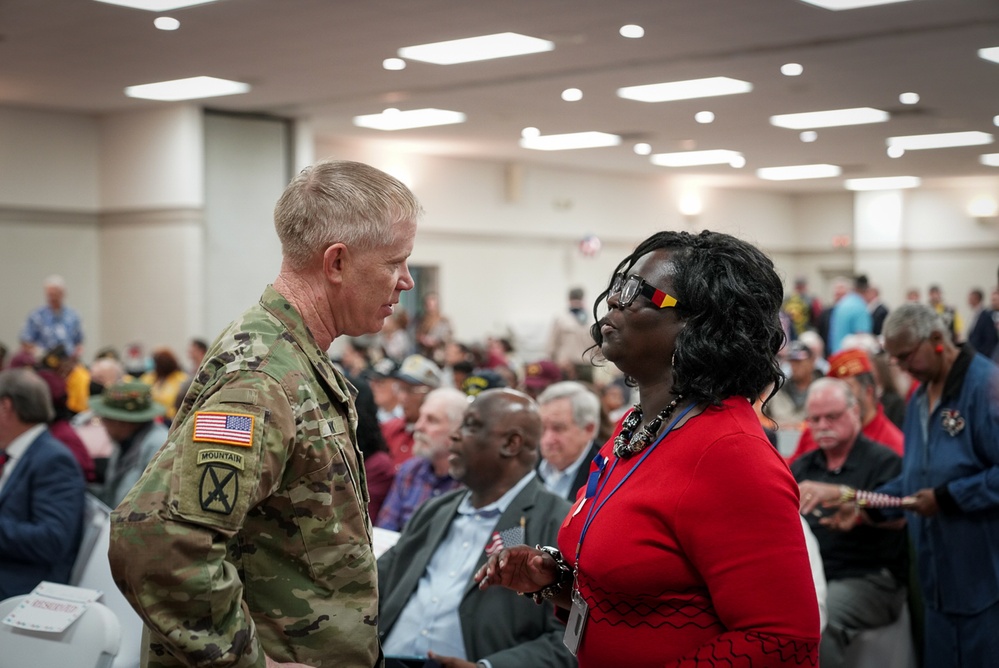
[449,388,542,507]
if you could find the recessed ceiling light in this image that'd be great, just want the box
[561,88,583,102]
[694,111,715,124]
[353,108,466,131]
[617,77,752,103]
[845,176,921,191]
[620,24,645,38]
[633,143,652,155]
[398,32,553,65]
[993,115,999,127]
[980,153,999,167]
[770,107,889,129]
[978,47,999,64]
[521,127,540,139]
[756,164,841,181]
[899,92,920,105]
[730,155,747,168]
[887,146,905,158]
[887,131,993,151]
[382,58,406,71]
[153,16,179,30]
[651,149,743,167]
[781,63,804,76]
[94,0,217,9]
[799,0,916,10]
[800,131,818,143]
[124,76,249,101]
[519,131,621,151]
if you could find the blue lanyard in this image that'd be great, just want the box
[575,403,696,565]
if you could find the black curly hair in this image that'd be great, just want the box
[590,230,786,407]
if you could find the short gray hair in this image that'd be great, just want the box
[883,303,947,341]
[425,387,471,427]
[0,368,55,424]
[536,381,600,430]
[807,377,857,409]
[274,159,423,270]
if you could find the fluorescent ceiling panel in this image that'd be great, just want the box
[978,47,999,64]
[887,131,993,151]
[651,149,742,167]
[799,0,916,9]
[980,154,999,167]
[770,107,889,129]
[125,76,249,101]
[617,77,752,103]
[756,164,841,181]
[352,108,466,131]
[519,131,621,151]
[844,176,921,191]
[398,32,553,64]
[94,0,218,10]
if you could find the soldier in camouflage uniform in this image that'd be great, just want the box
[108,160,422,668]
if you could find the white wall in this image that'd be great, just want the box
[1,104,998,363]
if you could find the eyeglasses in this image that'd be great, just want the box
[805,408,849,425]
[889,339,926,369]
[608,274,679,309]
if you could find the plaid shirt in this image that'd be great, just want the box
[375,457,464,531]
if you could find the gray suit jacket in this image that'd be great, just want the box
[378,476,576,668]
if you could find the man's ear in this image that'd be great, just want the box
[499,431,524,458]
[323,243,348,285]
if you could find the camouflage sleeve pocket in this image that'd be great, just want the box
[171,398,269,532]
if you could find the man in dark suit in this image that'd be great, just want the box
[378,388,575,668]
[0,367,85,599]
[535,381,600,501]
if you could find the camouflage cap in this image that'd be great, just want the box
[90,380,165,422]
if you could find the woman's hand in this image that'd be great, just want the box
[474,545,559,593]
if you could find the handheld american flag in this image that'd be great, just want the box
[484,524,525,557]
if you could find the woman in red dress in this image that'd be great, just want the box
[477,230,820,667]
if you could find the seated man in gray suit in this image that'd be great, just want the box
[378,388,576,668]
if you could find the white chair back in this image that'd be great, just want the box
[70,495,145,668]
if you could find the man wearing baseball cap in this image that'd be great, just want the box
[381,354,442,468]
[90,380,168,507]
[789,348,904,462]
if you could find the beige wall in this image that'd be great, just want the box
[1,105,998,364]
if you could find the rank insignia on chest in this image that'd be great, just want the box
[193,411,255,447]
[200,463,238,514]
[940,409,966,437]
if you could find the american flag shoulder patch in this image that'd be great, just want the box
[192,411,255,447]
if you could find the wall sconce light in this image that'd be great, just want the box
[678,192,703,218]
[967,194,998,220]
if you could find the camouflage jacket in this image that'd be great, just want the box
[109,285,379,668]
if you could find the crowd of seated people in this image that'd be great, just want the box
[1,269,996,667]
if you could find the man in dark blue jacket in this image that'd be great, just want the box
[0,367,85,599]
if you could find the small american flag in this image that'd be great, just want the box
[484,524,525,557]
[193,412,255,447]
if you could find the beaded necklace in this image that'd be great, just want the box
[612,396,682,458]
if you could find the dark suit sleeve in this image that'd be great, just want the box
[479,494,576,668]
[0,446,85,565]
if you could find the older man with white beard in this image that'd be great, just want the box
[377,387,468,531]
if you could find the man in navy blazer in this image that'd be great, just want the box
[378,388,575,668]
[0,367,85,599]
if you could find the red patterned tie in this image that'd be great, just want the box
[0,450,8,478]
